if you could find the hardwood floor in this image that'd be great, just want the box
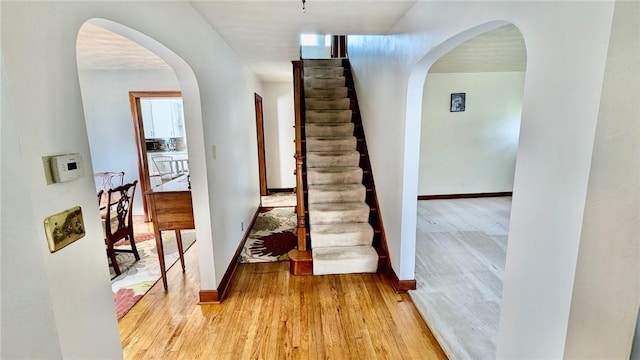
[119,242,447,359]
[410,197,511,360]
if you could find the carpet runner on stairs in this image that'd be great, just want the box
[303,59,378,275]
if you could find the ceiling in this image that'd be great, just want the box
[76,23,171,71]
[429,24,526,73]
[75,2,526,80]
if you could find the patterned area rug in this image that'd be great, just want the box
[238,207,297,263]
[110,230,196,319]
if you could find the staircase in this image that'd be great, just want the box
[302,59,379,275]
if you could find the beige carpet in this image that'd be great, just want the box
[410,197,511,360]
[303,59,377,275]
[261,192,296,207]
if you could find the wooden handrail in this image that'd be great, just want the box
[292,60,306,251]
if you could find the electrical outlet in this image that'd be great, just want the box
[211,145,216,159]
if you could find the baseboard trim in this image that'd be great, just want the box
[389,267,416,293]
[418,192,512,200]
[198,207,261,304]
[198,290,219,303]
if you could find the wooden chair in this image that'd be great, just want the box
[95,171,125,208]
[95,171,125,191]
[152,156,179,182]
[103,180,140,276]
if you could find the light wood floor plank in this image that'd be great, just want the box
[119,242,447,359]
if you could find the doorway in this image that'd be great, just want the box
[255,93,268,197]
[409,23,526,360]
[129,91,187,222]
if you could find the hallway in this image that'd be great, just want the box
[410,197,511,360]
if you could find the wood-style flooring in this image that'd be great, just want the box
[119,241,447,359]
[410,197,511,360]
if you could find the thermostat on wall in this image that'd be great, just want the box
[44,153,85,184]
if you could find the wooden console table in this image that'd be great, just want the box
[145,175,194,290]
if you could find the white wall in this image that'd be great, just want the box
[261,81,295,189]
[1,1,261,358]
[1,59,65,359]
[348,1,615,358]
[419,72,524,195]
[565,1,640,358]
[78,69,180,215]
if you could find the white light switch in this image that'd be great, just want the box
[211,145,216,159]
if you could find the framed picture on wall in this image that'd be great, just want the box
[450,93,466,112]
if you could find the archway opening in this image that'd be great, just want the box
[406,23,527,359]
[75,18,209,320]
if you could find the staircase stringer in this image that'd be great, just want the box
[341,59,391,273]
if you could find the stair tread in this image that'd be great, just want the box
[307,122,353,126]
[303,59,343,67]
[307,136,355,141]
[306,150,359,155]
[308,184,365,191]
[311,222,373,235]
[314,245,377,257]
[310,223,374,249]
[308,202,369,212]
[306,167,363,185]
[306,99,349,106]
[306,109,351,113]
[307,166,362,173]
[304,66,344,70]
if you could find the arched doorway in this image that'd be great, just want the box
[403,22,527,359]
[75,17,211,314]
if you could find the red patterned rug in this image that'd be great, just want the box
[113,232,154,247]
[111,230,196,319]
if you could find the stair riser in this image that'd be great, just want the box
[305,78,346,89]
[314,258,378,275]
[309,208,369,225]
[308,187,366,204]
[305,87,348,99]
[304,67,344,78]
[306,152,360,168]
[306,98,350,110]
[303,59,343,67]
[307,169,363,185]
[306,110,352,123]
[310,228,374,248]
[313,246,378,275]
[306,123,354,137]
[306,137,356,152]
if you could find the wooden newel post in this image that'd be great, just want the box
[295,152,306,250]
[288,60,313,275]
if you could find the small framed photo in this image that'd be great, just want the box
[450,93,466,112]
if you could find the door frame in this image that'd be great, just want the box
[129,90,182,222]
[254,93,268,196]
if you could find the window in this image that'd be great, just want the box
[300,34,318,46]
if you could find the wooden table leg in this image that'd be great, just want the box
[155,229,168,290]
[175,229,186,272]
